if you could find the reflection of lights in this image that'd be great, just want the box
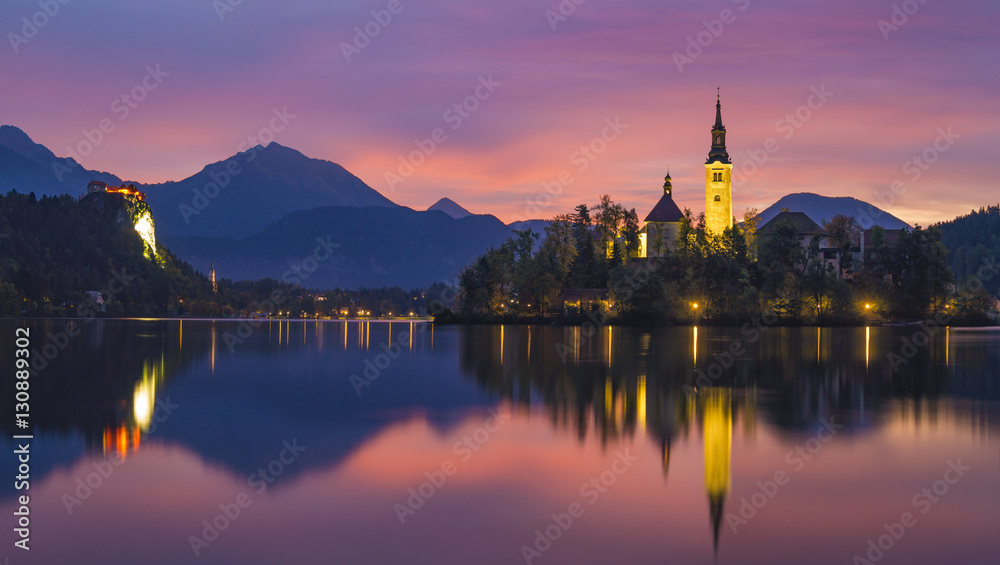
[133,366,156,431]
[133,212,156,256]
[704,388,732,496]
[637,375,647,432]
[693,326,698,366]
[865,326,870,370]
[499,325,504,364]
[605,378,613,415]
[607,326,612,366]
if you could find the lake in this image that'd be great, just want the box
[2,319,998,564]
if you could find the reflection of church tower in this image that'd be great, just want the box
[703,387,732,556]
[705,91,733,235]
[209,256,217,293]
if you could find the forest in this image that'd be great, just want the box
[0,191,444,318]
[453,196,997,325]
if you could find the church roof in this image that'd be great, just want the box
[758,211,822,235]
[644,192,684,223]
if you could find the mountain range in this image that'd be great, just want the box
[0,125,917,289]
[756,193,910,230]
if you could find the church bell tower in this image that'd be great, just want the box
[705,91,733,235]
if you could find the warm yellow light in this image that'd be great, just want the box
[865,303,872,310]
[133,366,156,431]
[133,212,157,256]
[692,302,699,309]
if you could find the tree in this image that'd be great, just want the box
[569,204,598,288]
[822,214,862,279]
[889,226,953,318]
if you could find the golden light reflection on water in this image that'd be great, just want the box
[865,326,870,370]
[638,375,647,432]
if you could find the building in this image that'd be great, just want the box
[705,93,733,235]
[756,210,826,250]
[86,180,146,201]
[638,93,734,257]
[209,257,217,293]
[640,172,684,257]
[560,289,612,315]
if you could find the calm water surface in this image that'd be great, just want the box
[1,319,998,564]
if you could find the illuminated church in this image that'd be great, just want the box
[639,94,734,257]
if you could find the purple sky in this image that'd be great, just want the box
[3,0,998,225]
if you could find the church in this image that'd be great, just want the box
[639,94,734,258]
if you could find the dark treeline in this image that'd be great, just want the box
[454,196,996,325]
[935,204,1000,297]
[0,191,447,318]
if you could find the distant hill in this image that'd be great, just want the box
[427,197,472,219]
[756,193,910,230]
[161,205,531,289]
[934,204,1000,296]
[0,125,123,196]
[144,143,398,238]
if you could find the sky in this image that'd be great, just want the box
[2,0,998,226]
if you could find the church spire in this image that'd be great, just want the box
[209,256,217,293]
[663,168,672,196]
[714,88,724,129]
[707,89,730,165]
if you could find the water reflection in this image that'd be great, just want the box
[457,324,1000,556]
[0,321,997,564]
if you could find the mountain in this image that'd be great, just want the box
[756,193,910,230]
[161,205,526,289]
[427,197,472,219]
[144,143,398,238]
[0,125,123,196]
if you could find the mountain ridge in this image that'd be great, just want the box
[755,192,911,230]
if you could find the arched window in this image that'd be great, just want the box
[714,195,721,202]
